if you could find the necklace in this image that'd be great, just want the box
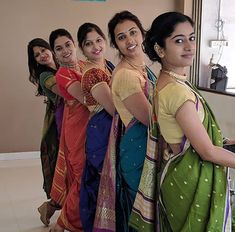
[161,69,187,82]
[61,61,79,69]
[124,57,146,77]
[86,59,110,75]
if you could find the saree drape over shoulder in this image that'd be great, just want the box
[129,81,231,232]
[80,60,115,232]
[93,67,156,232]
[50,62,89,232]
[39,71,64,198]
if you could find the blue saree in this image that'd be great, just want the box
[80,60,115,232]
[80,110,113,232]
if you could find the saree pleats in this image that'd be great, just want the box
[51,100,89,231]
[129,115,159,232]
[93,113,120,232]
[129,84,231,232]
[40,100,60,199]
[117,121,148,232]
[94,67,156,232]
[80,109,112,232]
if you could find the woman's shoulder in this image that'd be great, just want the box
[40,71,54,79]
[113,67,141,79]
[39,71,55,84]
[83,67,105,77]
[158,81,196,109]
[159,80,190,95]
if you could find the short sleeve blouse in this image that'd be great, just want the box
[56,66,82,100]
[111,68,146,126]
[39,71,57,102]
[82,68,111,106]
[156,81,196,144]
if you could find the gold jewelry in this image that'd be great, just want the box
[86,59,105,68]
[86,59,111,76]
[123,57,146,77]
[161,69,187,81]
[154,43,164,58]
[61,61,82,73]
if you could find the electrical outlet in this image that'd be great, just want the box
[209,40,229,47]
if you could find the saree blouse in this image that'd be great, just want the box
[82,68,111,113]
[56,66,83,101]
[155,81,204,144]
[111,68,146,127]
[40,71,57,103]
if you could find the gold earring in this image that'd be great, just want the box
[154,43,164,58]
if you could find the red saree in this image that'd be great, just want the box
[50,62,89,231]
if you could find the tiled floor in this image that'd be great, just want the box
[0,158,60,232]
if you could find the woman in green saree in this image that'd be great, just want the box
[130,12,235,232]
[27,38,63,226]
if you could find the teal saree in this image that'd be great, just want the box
[94,67,156,232]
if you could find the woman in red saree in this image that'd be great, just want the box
[49,28,89,232]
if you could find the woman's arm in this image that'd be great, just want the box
[123,92,151,126]
[51,85,62,96]
[176,101,235,168]
[67,81,84,104]
[91,82,115,116]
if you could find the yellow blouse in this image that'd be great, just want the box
[111,68,146,127]
[155,81,198,144]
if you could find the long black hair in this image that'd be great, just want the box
[27,38,58,96]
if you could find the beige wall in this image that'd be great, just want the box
[0,0,176,152]
[199,91,235,138]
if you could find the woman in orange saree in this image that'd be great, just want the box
[49,28,89,232]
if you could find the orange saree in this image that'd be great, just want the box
[51,63,89,231]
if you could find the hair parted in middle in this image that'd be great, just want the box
[108,10,145,50]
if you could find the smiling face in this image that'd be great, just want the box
[81,29,106,62]
[53,36,77,65]
[114,20,144,59]
[160,21,196,73]
[33,46,54,67]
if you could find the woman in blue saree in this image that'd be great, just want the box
[93,11,156,232]
[77,23,115,232]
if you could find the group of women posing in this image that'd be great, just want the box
[28,10,235,232]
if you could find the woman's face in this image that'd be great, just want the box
[33,46,54,66]
[160,21,196,71]
[82,30,106,61]
[53,36,77,65]
[114,20,143,59]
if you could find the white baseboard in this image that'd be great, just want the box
[0,151,40,161]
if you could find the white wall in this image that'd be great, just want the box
[0,0,175,152]
[200,90,235,138]
[199,0,235,94]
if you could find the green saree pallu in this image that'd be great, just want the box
[40,100,60,198]
[39,71,62,199]
[129,83,232,231]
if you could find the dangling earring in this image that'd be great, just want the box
[154,43,164,58]
[141,43,145,52]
